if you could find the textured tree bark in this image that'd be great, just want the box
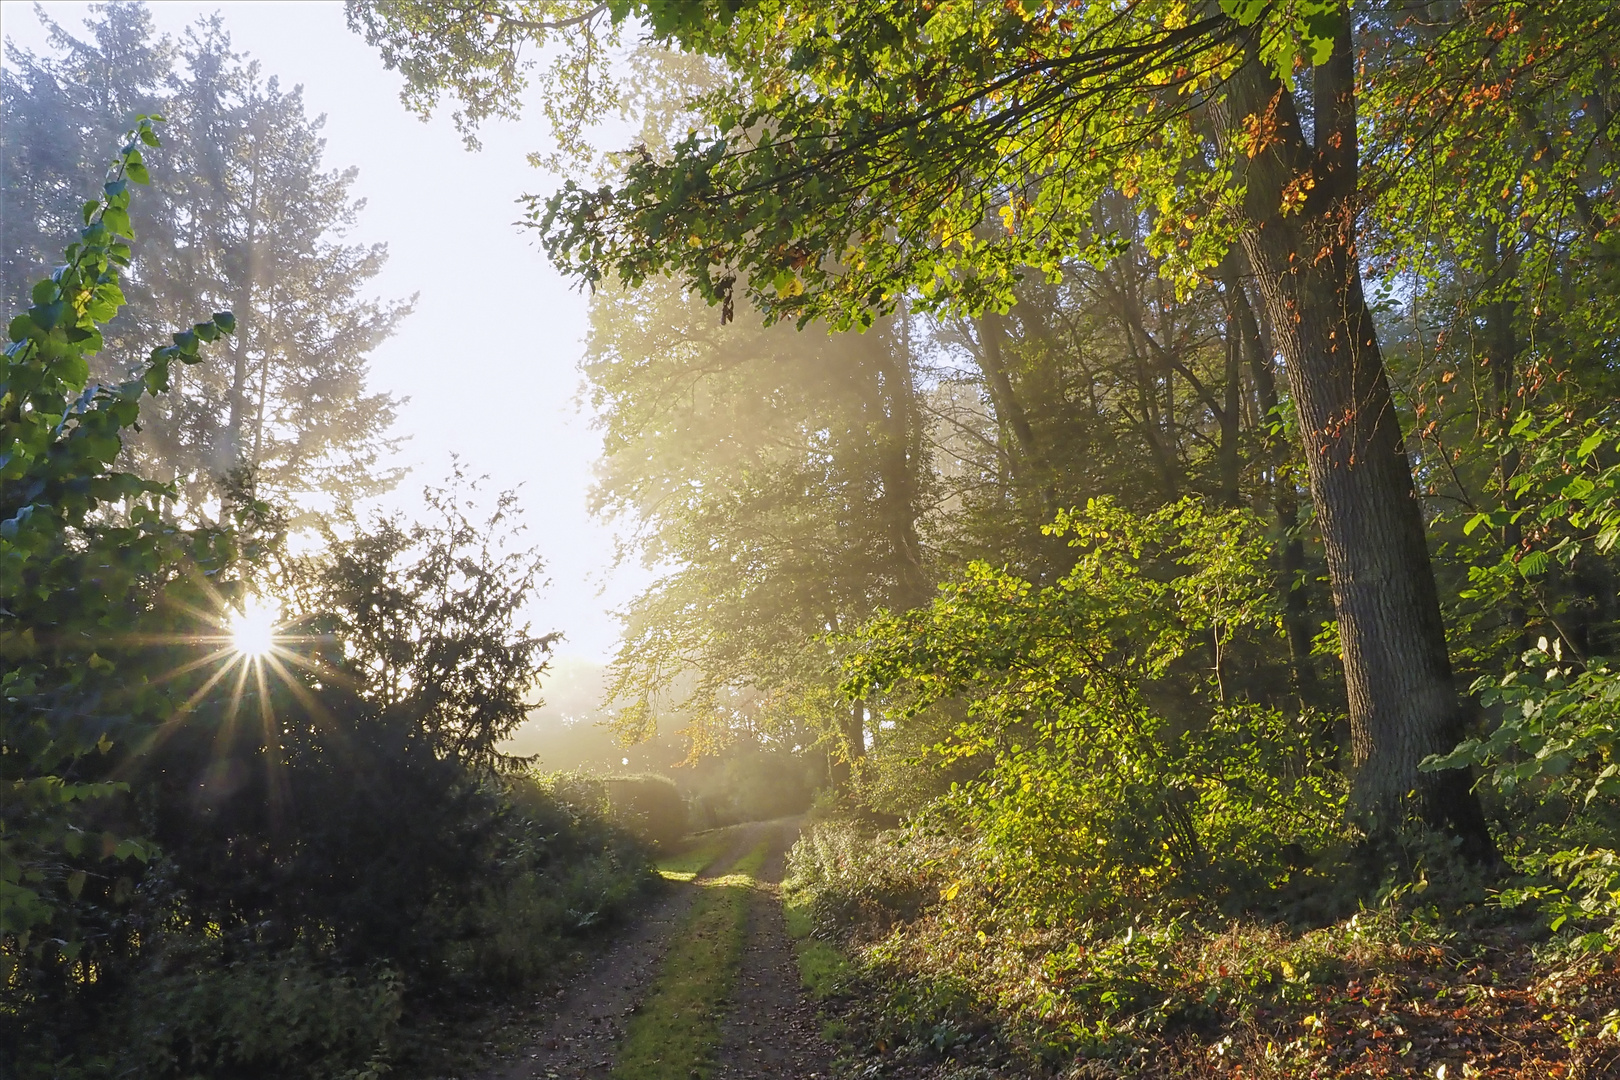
[1223,25,1494,857]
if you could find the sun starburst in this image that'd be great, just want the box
[228,596,281,657]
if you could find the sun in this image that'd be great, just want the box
[228,596,281,658]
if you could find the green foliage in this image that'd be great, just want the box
[294,469,557,772]
[535,1,1262,324]
[604,771,689,849]
[442,772,655,988]
[1,118,237,943]
[584,276,928,762]
[1460,412,1620,602]
[112,945,400,1080]
[1424,643,1620,945]
[1419,412,1620,945]
[346,0,626,162]
[2,124,649,1075]
[783,817,1518,1072]
[845,499,1347,915]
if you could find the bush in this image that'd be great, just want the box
[444,773,655,988]
[844,500,1351,920]
[117,942,401,1080]
[605,773,689,849]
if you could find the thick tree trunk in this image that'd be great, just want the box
[1223,25,1494,857]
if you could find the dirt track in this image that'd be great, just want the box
[479,819,833,1080]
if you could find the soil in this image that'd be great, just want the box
[713,824,836,1080]
[477,819,834,1080]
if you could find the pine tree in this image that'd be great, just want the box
[1,4,409,519]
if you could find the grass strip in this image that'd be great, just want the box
[655,831,735,882]
[611,837,771,1080]
[783,888,855,1000]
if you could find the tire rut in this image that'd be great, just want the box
[712,821,836,1080]
[480,823,771,1080]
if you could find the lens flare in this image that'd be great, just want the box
[228,597,280,657]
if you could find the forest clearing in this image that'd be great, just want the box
[5,2,1620,1078]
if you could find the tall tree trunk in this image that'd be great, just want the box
[866,322,930,609]
[223,128,261,480]
[1222,23,1494,858]
[1223,259,1320,707]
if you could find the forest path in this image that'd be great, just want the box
[711,823,834,1080]
[479,818,833,1080]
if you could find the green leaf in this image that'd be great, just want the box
[1577,432,1606,459]
[55,352,89,388]
[102,207,133,238]
[29,300,67,330]
[213,311,237,334]
[1518,550,1550,578]
[1219,0,1268,22]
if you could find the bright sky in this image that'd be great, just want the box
[1,0,651,667]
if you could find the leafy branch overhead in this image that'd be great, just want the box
[529,1,1350,327]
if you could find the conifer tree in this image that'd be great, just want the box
[2,4,408,519]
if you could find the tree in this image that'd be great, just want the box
[1,116,239,941]
[585,276,929,765]
[2,4,409,519]
[544,0,1502,850]
[290,467,558,773]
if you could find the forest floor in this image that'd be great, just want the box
[471,819,835,1080]
[448,824,1620,1080]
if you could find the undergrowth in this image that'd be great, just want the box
[785,817,1620,1078]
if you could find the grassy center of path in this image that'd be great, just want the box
[611,833,772,1080]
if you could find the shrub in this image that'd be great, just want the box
[117,941,401,1080]
[444,773,654,988]
[605,773,688,849]
[844,499,1350,920]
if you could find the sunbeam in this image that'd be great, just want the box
[229,596,281,658]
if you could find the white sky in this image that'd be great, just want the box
[1,0,652,667]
